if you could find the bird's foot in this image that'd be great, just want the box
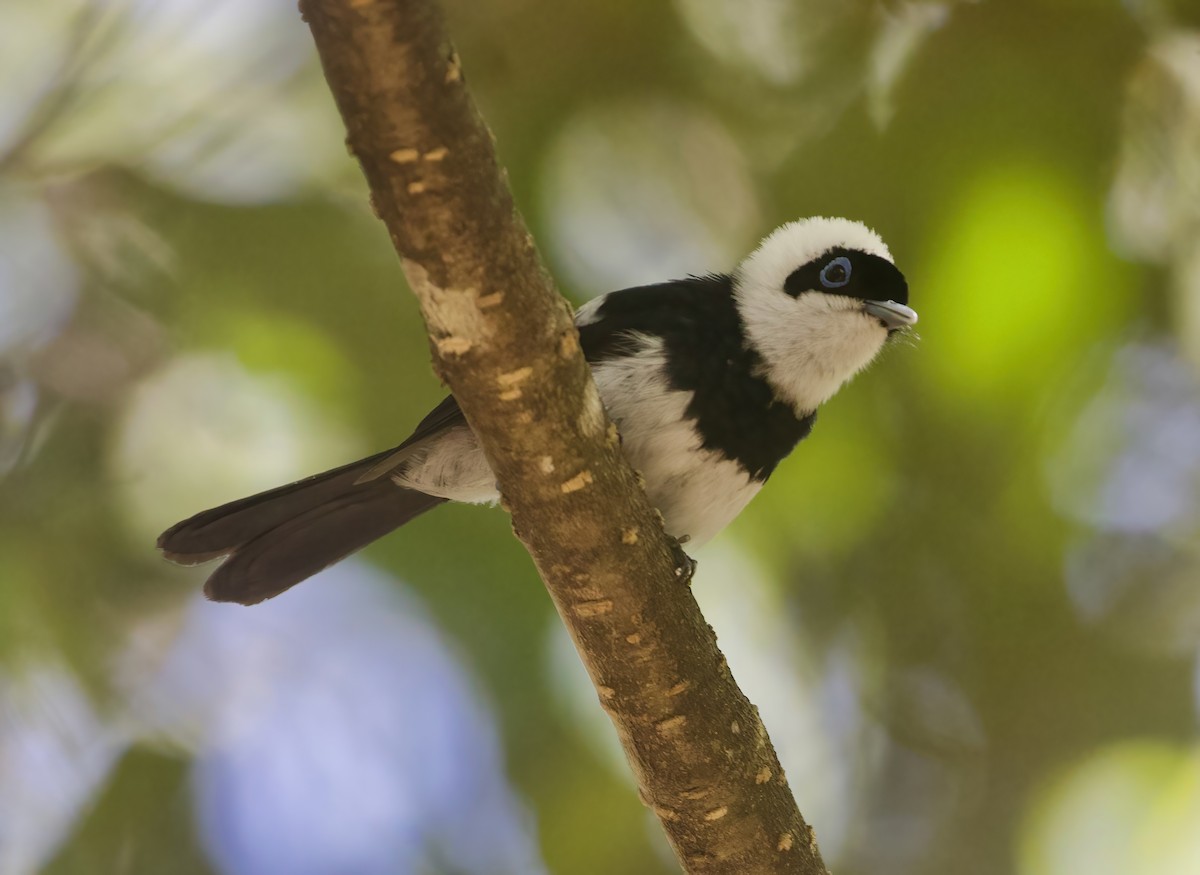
[669,534,697,585]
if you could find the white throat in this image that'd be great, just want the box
[735,287,888,412]
[733,217,895,413]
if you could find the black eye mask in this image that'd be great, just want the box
[783,248,909,306]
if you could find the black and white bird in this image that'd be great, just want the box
[159,217,916,605]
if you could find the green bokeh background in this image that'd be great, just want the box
[3,1,1200,874]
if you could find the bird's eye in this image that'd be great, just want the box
[819,256,852,289]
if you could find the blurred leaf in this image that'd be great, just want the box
[539,99,759,295]
[1047,342,1200,535]
[0,191,79,357]
[1108,31,1200,262]
[868,1,953,128]
[876,667,986,756]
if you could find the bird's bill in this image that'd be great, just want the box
[864,300,918,330]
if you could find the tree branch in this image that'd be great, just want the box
[299,1,829,871]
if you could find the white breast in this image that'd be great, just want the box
[737,289,888,412]
[589,336,760,546]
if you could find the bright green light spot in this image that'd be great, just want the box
[917,164,1128,406]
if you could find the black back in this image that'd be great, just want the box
[578,275,814,481]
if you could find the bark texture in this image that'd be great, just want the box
[299,2,829,872]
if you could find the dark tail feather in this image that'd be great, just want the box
[157,451,444,605]
[158,448,402,561]
[201,487,444,605]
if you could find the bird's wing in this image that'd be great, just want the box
[575,275,732,362]
[357,276,732,481]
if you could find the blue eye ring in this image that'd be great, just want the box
[819,256,852,289]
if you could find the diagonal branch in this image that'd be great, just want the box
[299,1,829,871]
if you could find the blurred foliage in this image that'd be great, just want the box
[2,1,1200,874]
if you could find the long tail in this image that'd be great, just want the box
[157,449,445,605]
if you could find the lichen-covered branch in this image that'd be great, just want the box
[299,1,829,871]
